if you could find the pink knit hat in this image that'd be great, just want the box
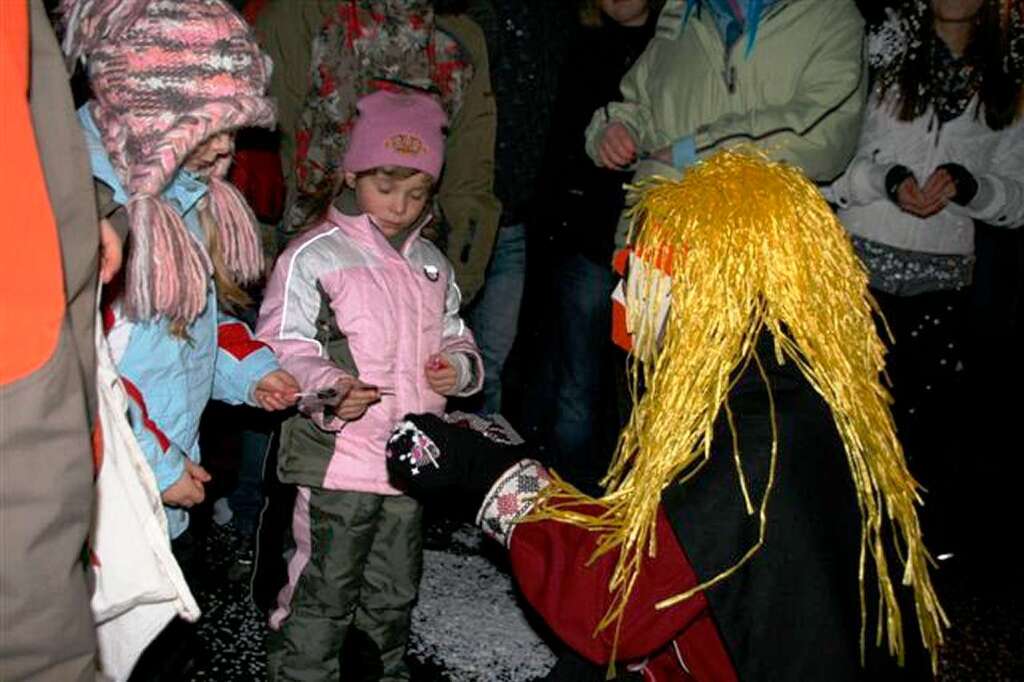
[343,90,448,180]
[61,0,276,324]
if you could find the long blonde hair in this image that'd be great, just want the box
[168,201,254,337]
[199,199,253,313]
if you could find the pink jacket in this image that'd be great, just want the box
[257,207,483,493]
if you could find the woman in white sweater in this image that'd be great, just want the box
[828,0,1022,549]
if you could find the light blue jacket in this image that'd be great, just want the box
[80,107,279,539]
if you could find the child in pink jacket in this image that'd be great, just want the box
[256,90,482,680]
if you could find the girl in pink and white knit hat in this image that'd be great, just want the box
[62,0,299,545]
[62,0,276,324]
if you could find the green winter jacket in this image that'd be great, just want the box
[584,0,867,248]
[432,13,502,308]
[253,2,500,306]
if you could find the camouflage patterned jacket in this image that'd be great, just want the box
[250,0,500,305]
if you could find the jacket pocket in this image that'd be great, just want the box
[277,415,338,488]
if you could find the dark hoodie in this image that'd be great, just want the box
[467,0,575,229]
[538,8,658,265]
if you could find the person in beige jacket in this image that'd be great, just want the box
[588,0,868,249]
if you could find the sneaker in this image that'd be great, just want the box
[227,534,255,583]
[212,497,234,526]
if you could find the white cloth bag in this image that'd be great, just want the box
[91,319,200,680]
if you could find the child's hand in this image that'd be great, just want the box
[185,459,212,484]
[254,370,300,410]
[893,175,942,218]
[425,353,458,396]
[333,380,380,421]
[98,218,123,284]
[161,460,211,508]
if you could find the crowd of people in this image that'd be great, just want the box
[1,0,1021,681]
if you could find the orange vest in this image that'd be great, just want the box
[0,2,67,385]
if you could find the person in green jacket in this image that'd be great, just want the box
[587,0,868,249]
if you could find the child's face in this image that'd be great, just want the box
[184,132,235,174]
[931,0,984,23]
[346,170,433,239]
[601,0,649,27]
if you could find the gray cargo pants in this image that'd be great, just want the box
[267,488,423,681]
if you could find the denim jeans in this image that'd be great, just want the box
[228,425,272,537]
[467,224,526,415]
[548,254,617,494]
[227,304,273,538]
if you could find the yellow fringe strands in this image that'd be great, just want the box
[526,150,947,671]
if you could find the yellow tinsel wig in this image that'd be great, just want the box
[527,149,947,670]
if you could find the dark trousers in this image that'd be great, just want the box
[229,421,273,537]
[546,254,621,495]
[227,303,274,538]
[873,288,968,553]
[267,489,423,682]
[961,223,1024,576]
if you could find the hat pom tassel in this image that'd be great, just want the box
[208,177,266,285]
[124,195,212,325]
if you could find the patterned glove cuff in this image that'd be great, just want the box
[476,459,552,548]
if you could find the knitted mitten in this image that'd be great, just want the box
[386,413,552,545]
[387,411,557,544]
[386,413,527,499]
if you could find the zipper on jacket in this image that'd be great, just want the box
[926,111,944,147]
[716,0,791,94]
[723,50,736,93]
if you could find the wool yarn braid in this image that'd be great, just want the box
[90,100,272,323]
[124,195,211,324]
[101,100,272,323]
[527,150,947,673]
[207,177,266,284]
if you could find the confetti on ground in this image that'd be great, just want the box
[185,519,1021,681]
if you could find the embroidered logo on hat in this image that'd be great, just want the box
[385,133,427,156]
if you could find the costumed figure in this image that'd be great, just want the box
[386,150,947,680]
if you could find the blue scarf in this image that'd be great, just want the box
[683,0,781,57]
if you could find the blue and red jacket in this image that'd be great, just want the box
[80,106,279,539]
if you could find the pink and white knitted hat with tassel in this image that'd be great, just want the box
[61,0,276,324]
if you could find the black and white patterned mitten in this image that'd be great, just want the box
[386,413,552,545]
[386,413,529,502]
